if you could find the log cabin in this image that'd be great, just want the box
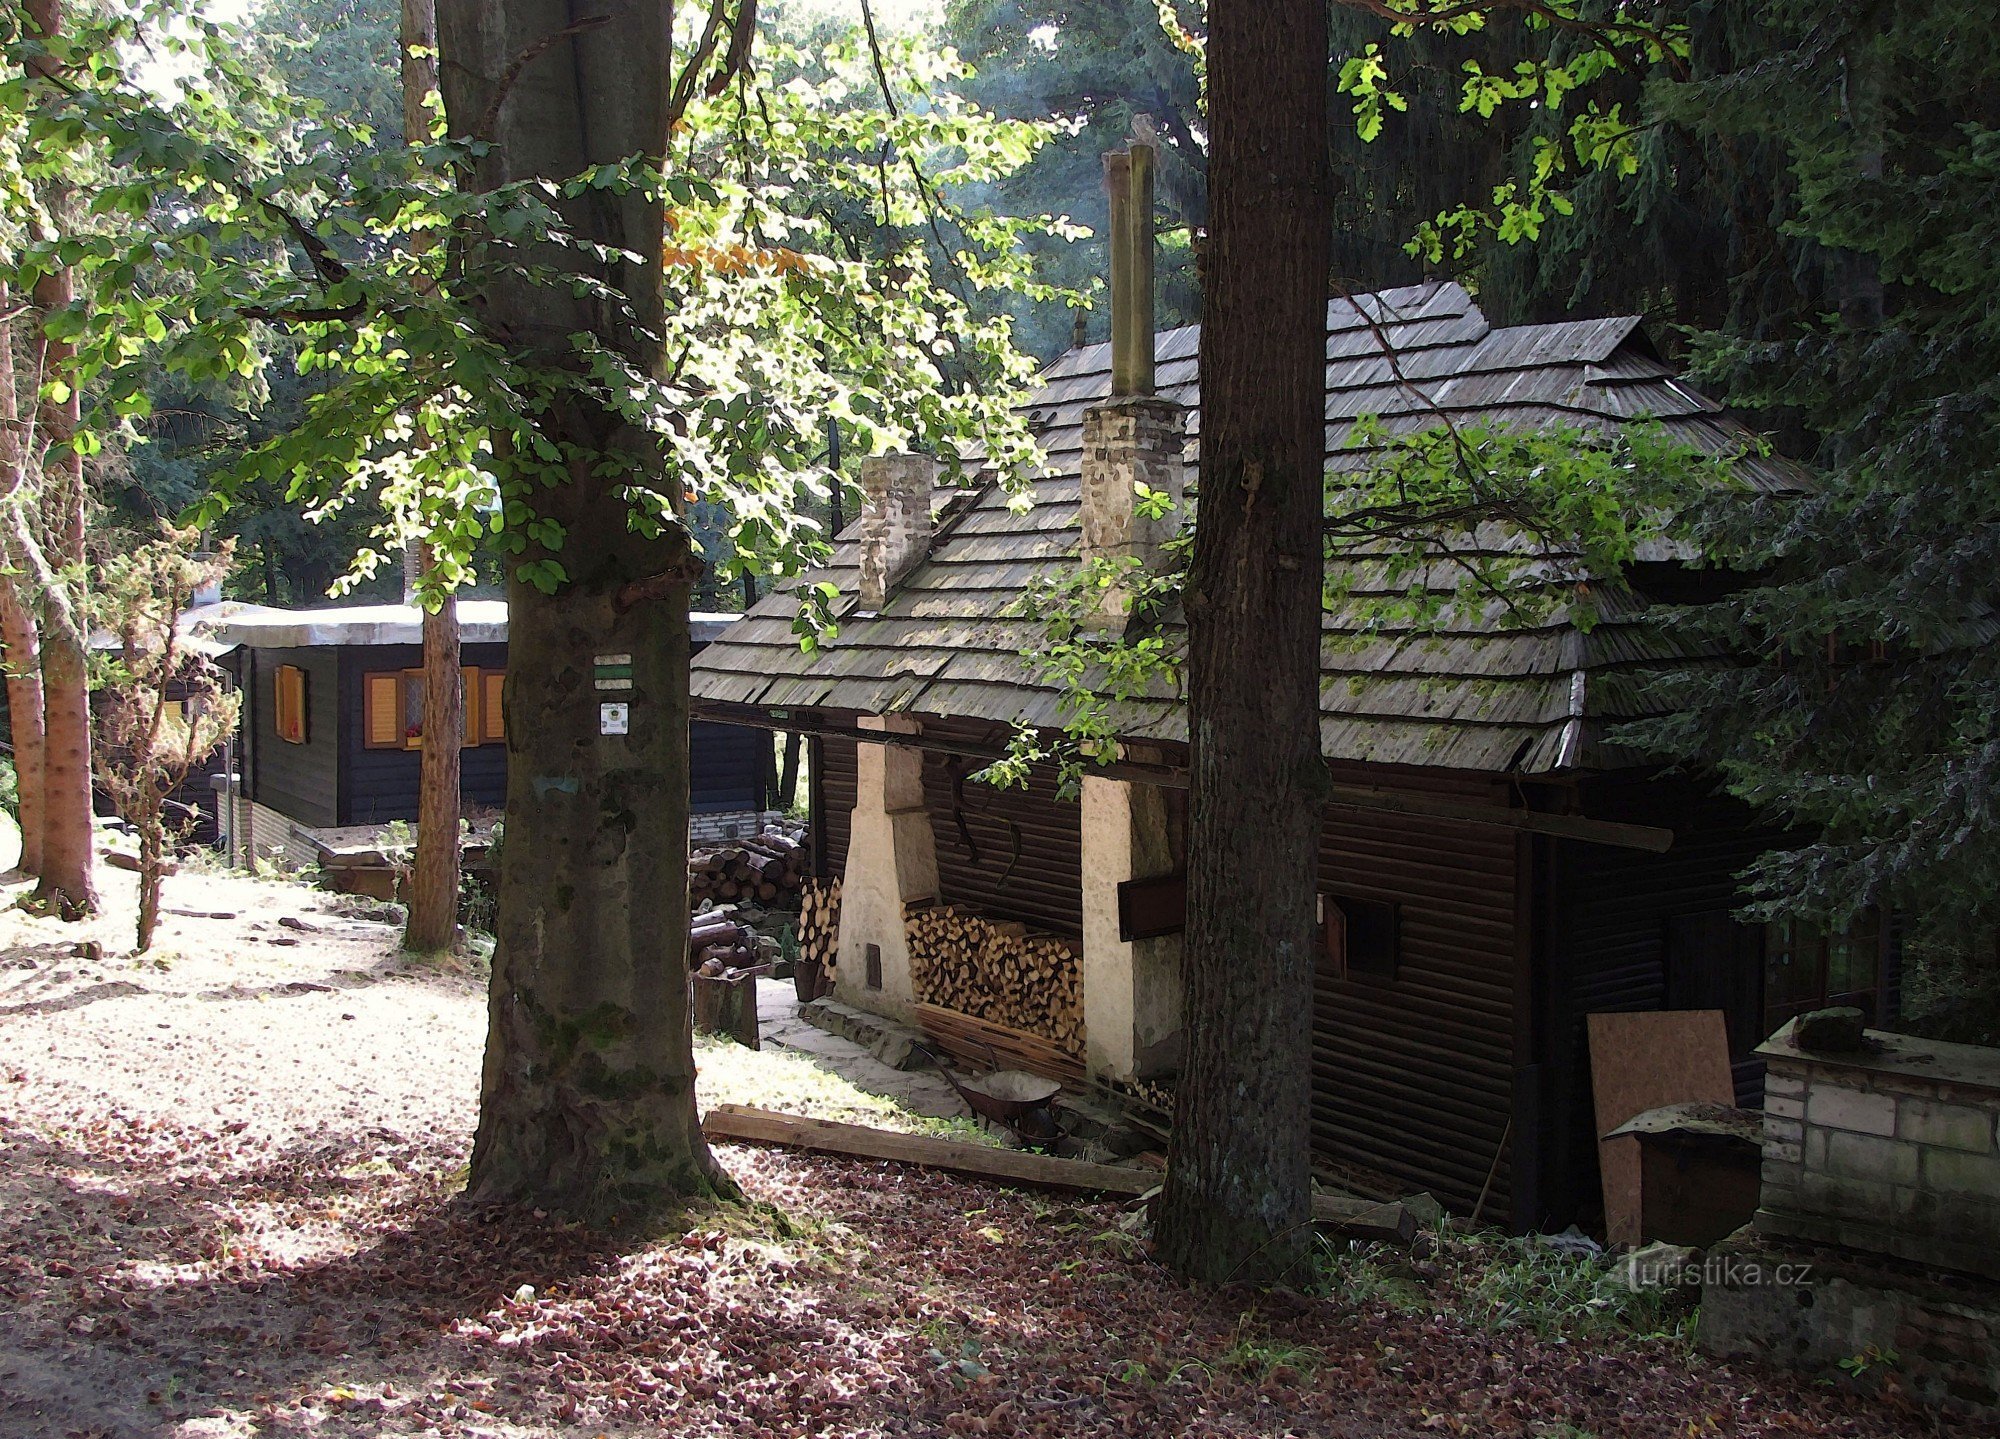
[690,171,1899,1230]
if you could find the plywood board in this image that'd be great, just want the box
[1587,1010,1734,1247]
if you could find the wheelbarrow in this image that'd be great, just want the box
[910,1041,1064,1148]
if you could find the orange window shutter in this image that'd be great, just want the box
[460,666,480,748]
[275,665,307,743]
[481,671,506,744]
[364,673,402,748]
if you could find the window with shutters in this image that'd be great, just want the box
[274,665,308,744]
[363,667,502,749]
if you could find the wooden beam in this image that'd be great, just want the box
[697,702,1675,852]
[1323,782,1675,853]
[702,1104,1415,1244]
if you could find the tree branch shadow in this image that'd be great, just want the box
[0,1117,623,1433]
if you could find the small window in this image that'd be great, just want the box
[274,665,308,744]
[1321,893,1399,981]
[1764,915,1884,1031]
[865,942,883,990]
[363,667,491,750]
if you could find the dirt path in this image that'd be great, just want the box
[0,866,485,1436]
[0,866,1962,1438]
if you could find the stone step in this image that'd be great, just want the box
[797,997,930,1071]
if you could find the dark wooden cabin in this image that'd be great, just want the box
[692,281,1899,1232]
[204,602,767,866]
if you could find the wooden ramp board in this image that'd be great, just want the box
[1587,1010,1735,1248]
[912,1002,1086,1082]
[702,1104,1415,1244]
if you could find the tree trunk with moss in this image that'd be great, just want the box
[1155,2,1331,1285]
[437,0,726,1210]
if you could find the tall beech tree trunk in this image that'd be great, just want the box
[0,285,48,877]
[1155,4,1331,1284]
[406,544,462,951]
[399,0,463,955]
[24,0,96,919]
[437,1,726,1209]
[0,573,47,877]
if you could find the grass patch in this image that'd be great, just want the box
[693,1032,998,1145]
[1219,1315,1321,1380]
[1316,1228,1693,1346]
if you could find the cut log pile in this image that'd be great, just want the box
[905,903,1084,1062]
[796,877,842,979]
[688,821,810,907]
[688,910,758,974]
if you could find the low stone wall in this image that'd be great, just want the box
[1757,1019,2000,1282]
[1699,1229,2000,1414]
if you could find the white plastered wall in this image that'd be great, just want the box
[1080,771,1183,1080]
[834,715,937,1020]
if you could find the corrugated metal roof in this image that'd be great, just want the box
[692,283,1805,774]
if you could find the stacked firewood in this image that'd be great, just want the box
[689,910,758,973]
[688,822,809,907]
[1098,1074,1176,1126]
[796,878,842,978]
[905,903,1084,1057]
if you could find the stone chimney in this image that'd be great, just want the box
[1080,124,1183,630]
[857,453,938,612]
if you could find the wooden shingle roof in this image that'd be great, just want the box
[692,281,1805,774]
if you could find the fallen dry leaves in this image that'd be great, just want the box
[4,1107,1974,1438]
[0,872,1975,1437]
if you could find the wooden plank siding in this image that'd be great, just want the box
[691,719,767,814]
[336,643,510,826]
[246,645,342,829]
[815,734,857,881]
[919,724,1083,937]
[1533,784,1779,1227]
[1313,791,1519,1222]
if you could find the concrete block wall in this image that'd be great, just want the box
[689,809,781,847]
[1757,1021,2000,1281]
[243,799,323,871]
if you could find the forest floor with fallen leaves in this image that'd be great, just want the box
[0,863,1974,1438]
